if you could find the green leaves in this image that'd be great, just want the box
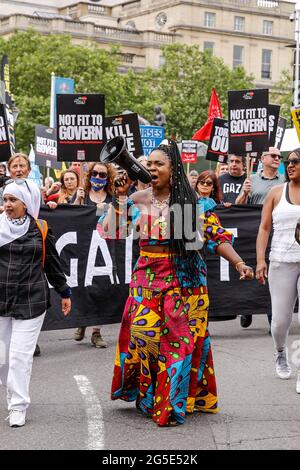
[270,69,292,121]
[0,33,254,151]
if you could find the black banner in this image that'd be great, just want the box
[105,113,143,158]
[0,55,16,155]
[0,103,11,160]
[228,89,269,155]
[56,93,105,162]
[40,205,271,330]
[268,104,280,147]
[35,125,61,169]
[275,116,287,150]
[206,118,228,162]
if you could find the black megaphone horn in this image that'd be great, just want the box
[99,136,152,184]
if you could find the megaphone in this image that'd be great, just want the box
[99,136,152,184]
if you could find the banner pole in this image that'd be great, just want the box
[79,163,84,189]
[50,72,55,128]
[187,162,190,176]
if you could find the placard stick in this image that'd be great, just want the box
[246,153,252,180]
[78,163,84,205]
[79,162,84,188]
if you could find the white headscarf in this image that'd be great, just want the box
[0,179,41,248]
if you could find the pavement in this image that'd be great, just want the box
[0,315,300,450]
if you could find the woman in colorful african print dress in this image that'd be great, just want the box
[103,140,254,427]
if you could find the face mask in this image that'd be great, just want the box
[90,176,107,191]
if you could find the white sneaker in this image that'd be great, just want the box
[275,348,291,379]
[296,371,300,394]
[6,410,26,428]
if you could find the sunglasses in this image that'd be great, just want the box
[287,158,300,166]
[5,178,31,193]
[198,180,213,186]
[267,154,282,160]
[91,171,108,178]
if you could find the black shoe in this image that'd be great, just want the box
[240,315,252,328]
[33,344,41,357]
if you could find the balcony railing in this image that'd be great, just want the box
[0,14,179,46]
[94,24,141,40]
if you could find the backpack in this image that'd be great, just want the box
[36,219,49,267]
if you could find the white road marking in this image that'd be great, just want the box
[74,375,105,450]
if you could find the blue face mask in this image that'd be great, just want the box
[90,176,107,191]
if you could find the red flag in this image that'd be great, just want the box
[192,88,222,141]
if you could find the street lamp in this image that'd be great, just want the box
[292,1,300,107]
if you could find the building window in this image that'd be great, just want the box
[204,41,214,53]
[233,45,244,68]
[263,20,273,35]
[261,49,272,79]
[234,16,245,32]
[204,12,216,28]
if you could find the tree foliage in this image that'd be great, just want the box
[151,44,254,139]
[0,32,254,151]
[270,69,293,121]
[0,30,124,151]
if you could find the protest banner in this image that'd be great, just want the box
[35,125,61,169]
[268,104,280,147]
[105,113,143,158]
[274,116,287,150]
[181,140,198,163]
[291,106,300,142]
[40,204,271,330]
[0,55,16,155]
[56,93,105,162]
[0,103,11,160]
[139,125,164,156]
[228,89,269,154]
[206,118,228,162]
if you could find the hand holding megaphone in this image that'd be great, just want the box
[113,171,130,197]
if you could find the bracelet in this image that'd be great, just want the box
[235,261,246,271]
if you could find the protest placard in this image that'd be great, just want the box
[35,125,61,169]
[181,140,198,163]
[291,106,300,142]
[228,89,269,154]
[105,113,143,158]
[56,94,105,162]
[139,125,164,156]
[274,116,287,149]
[206,118,228,162]
[0,103,11,160]
[268,104,280,147]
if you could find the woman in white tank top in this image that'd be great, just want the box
[256,149,300,393]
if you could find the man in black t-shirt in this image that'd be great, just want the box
[218,154,246,204]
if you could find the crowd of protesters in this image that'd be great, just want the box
[1,143,300,428]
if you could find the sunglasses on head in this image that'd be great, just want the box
[199,179,213,186]
[287,157,300,166]
[91,170,108,178]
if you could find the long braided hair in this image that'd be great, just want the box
[154,140,200,280]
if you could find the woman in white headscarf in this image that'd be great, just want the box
[0,179,71,428]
